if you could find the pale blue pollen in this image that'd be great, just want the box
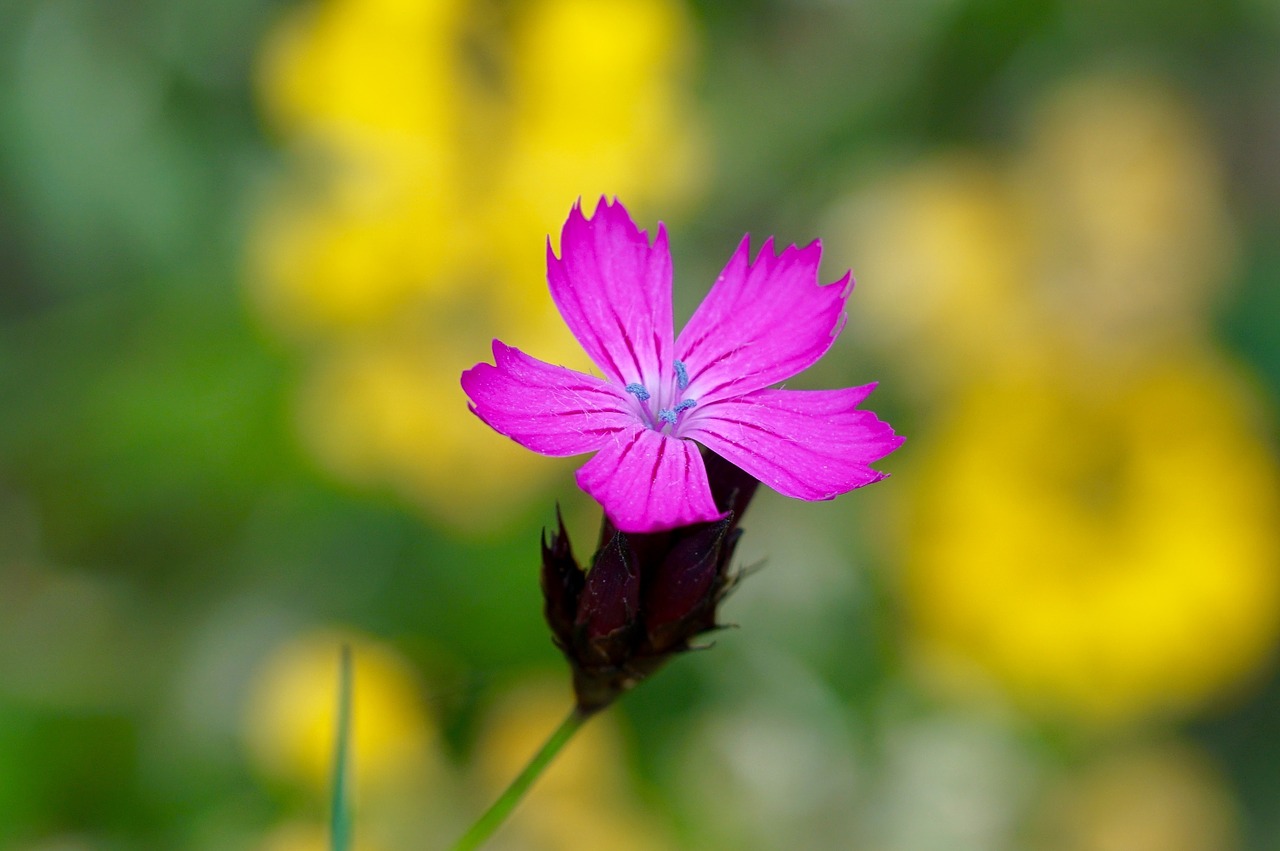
[624,383,650,402]
[658,398,697,426]
[674,360,689,390]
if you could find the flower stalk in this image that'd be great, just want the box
[450,705,593,851]
[451,451,759,849]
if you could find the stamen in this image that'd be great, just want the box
[624,383,650,402]
[674,360,689,390]
[657,399,697,426]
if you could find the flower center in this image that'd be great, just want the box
[624,360,697,434]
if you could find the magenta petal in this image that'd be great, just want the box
[575,430,722,533]
[461,341,636,457]
[675,237,851,404]
[682,386,903,501]
[547,197,674,390]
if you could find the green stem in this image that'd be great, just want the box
[451,705,593,851]
[330,644,353,851]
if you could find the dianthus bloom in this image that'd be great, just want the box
[462,198,902,532]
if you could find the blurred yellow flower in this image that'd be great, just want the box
[1019,74,1236,349]
[470,679,675,851]
[249,0,704,526]
[830,72,1235,385]
[243,629,440,795]
[828,71,1272,725]
[828,154,1038,390]
[1031,743,1240,851]
[904,346,1280,723]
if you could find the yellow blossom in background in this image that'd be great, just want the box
[249,0,704,527]
[253,0,468,331]
[1031,743,1241,851]
[827,70,1278,724]
[1019,74,1236,349]
[471,679,675,851]
[828,155,1039,388]
[904,345,1280,723]
[495,0,699,280]
[242,629,441,795]
[830,72,1235,387]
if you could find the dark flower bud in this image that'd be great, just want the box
[574,532,640,668]
[644,517,731,654]
[539,451,760,714]
[540,507,583,653]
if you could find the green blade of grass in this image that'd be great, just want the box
[330,644,353,851]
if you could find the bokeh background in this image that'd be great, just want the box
[3,0,1280,848]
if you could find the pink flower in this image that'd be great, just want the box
[461,198,902,533]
